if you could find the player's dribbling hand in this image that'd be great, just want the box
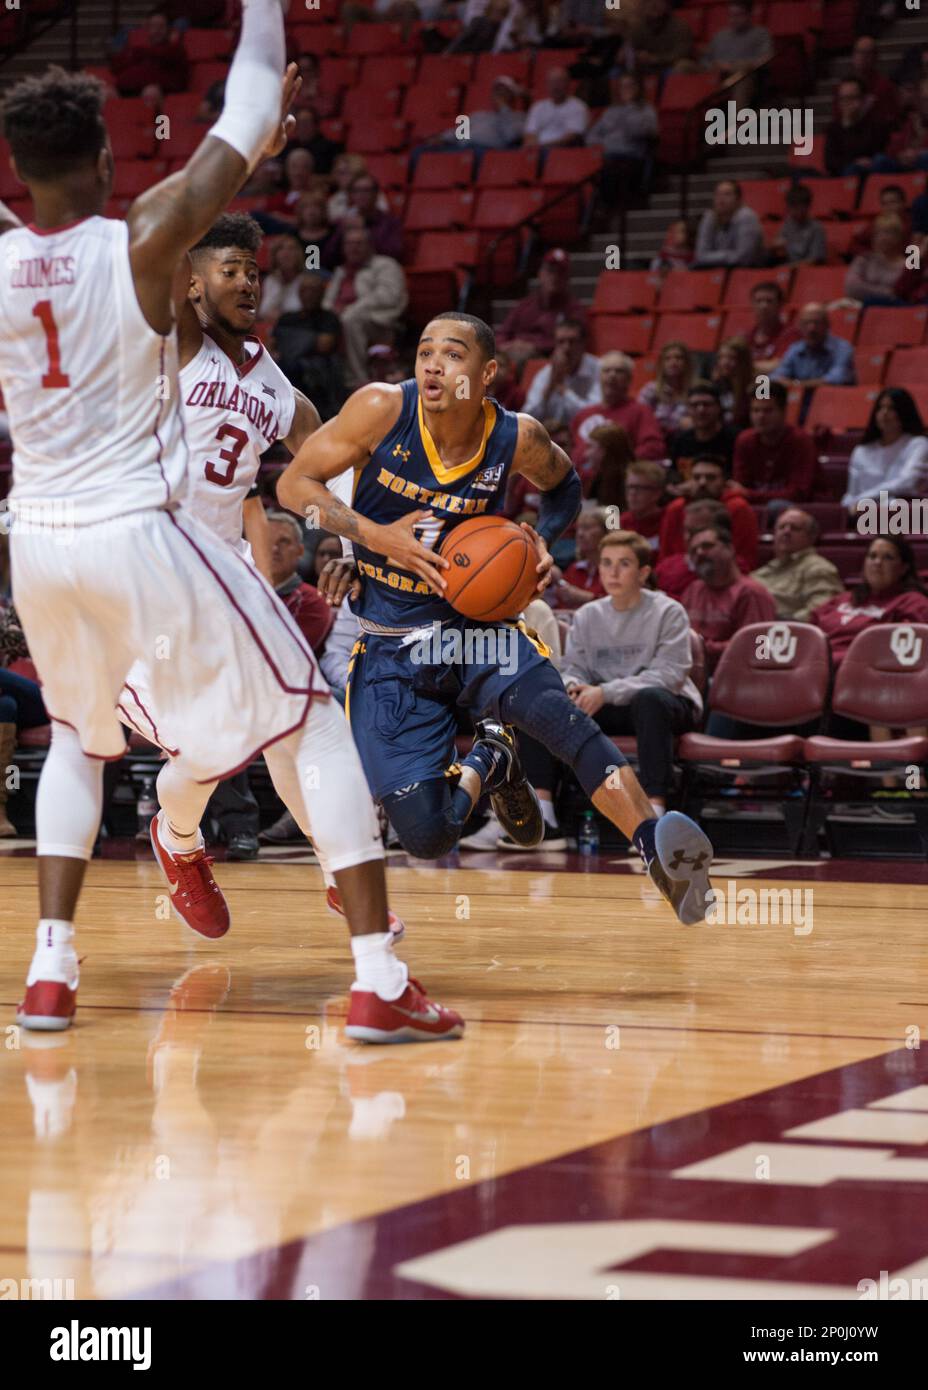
[520,522,555,593]
[318,556,362,607]
[376,511,449,596]
[261,63,301,160]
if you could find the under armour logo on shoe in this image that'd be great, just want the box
[668,849,709,871]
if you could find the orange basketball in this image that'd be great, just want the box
[438,515,538,622]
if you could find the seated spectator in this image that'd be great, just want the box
[289,108,342,177]
[523,317,601,428]
[548,504,608,610]
[0,601,48,837]
[654,498,736,598]
[322,227,408,391]
[874,77,928,174]
[693,179,764,269]
[523,67,589,147]
[752,508,843,621]
[490,349,525,412]
[744,281,800,374]
[498,248,587,368]
[731,381,816,505]
[774,303,856,388]
[836,34,900,132]
[518,529,703,834]
[422,76,526,163]
[495,0,557,51]
[669,381,738,477]
[571,352,664,477]
[583,423,634,508]
[267,512,334,654]
[271,271,344,421]
[327,154,373,224]
[259,233,306,323]
[768,183,827,266]
[448,0,509,54]
[849,185,913,256]
[292,54,339,124]
[619,460,669,551]
[650,218,696,275]
[844,214,909,306]
[585,72,658,197]
[702,1,773,77]
[109,8,188,96]
[323,174,404,267]
[842,388,928,516]
[266,148,317,218]
[141,82,164,113]
[638,340,694,438]
[627,0,695,75]
[660,455,759,571]
[825,77,890,177]
[292,191,333,249]
[811,535,928,669]
[242,157,284,203]
[680,522,776,672]
[711,336,753,429]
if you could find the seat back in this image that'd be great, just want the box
[709,621,831,725]
[832,623,928,726]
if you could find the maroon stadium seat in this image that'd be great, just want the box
[109,125,157,161]
[858,171,927,216]
[587,315,655,357]
[161,93,206,126]
[405,189,475,232]
[803,177,858,220]
[418,54,474,91]
[362,153,409,189]
[412,231,479,271]
[189,61,228,95]
[345,117,409,154]
[112,161,167,200]
[346,23,406,55]
[102,96,151,127]
[183,29,232,63]
[342,86,401,124]
[412,151,475,190]
[359,55,418,93]
[652,313,721,354]
[740,178,791,222]
[853,348,889,386]
[856,307,928,350]
[805,385,879,432]
[886,347,928,390]
[657,270,725,313]
[789,265,848,306]
[590,272,659,316]
[318,57,360,95]
[477,149,539,188]
[724,266,794,307]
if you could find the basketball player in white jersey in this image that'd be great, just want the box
[121,210,404,939]
[0,0,461,1043]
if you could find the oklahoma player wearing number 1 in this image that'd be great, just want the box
[0,0,460,1043]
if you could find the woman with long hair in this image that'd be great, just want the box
[844,213,909,305]
[638,341,694,439]
[711,335,753,429]
[586,422,634,508]
[843,387,928,514]
[812,535,928,670]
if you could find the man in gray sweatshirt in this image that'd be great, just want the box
[693,178,764,268]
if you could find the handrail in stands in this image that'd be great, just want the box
[678,59,779,222]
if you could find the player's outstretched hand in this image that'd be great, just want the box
[520,522,555,594]
[318,556,361,607]
[260,62,301,160]
[375,511,449,596]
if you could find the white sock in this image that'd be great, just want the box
[540,799,558,829]
[28,920,79,989]
[350,931,408,1001]
[159,815,204,855]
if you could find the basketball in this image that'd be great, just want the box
[438,515,538,622]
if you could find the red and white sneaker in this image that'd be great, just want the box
[345,977,464,1044]
[325,885,405,942]
[150,812,230,940]
[17,980,77,1032]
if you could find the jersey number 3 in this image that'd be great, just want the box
[33,301,70,390]
[205,424,248,487]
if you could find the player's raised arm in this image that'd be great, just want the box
[127,0,288,334]
[513,413,583,592]
[276,383,448,594]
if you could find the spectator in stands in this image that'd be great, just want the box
[559,0,617,48]
[495,0,559,52]
[141,82,164,113]
[711,336,753,429]
[582,423,633,507]
[571,352,664,474]
[649,218,696,275]
[109,8,188,97]
[448,0,508,54]
[327,155,376,224]
[638,341,694,438]
[849,185,913,256]
[490,349,525,412]
[774,303,856,389]
[523,317,601,427]
[731,382,816,505]
[267,512,335,656]
[271,271,344,422]
[752,509,843,621]
[873,78,928,173]
[811,535,928,670]
[323,174,404,267]
[825,77,890,177]
[259,234,306,323]
[619,460,669,552]
[266,148,317,218]
[322,227,408,390]
[845,214,910,306]
[242,157,284,202]
[670,381,738,476]
[0,601,47,838]
[693,179,764,269]
[654,498,734,599]
[547,504,608,609]
[681,522,776,672]
[422,76,527,164]
[627,0,695,75]
[497,248,587,368]
[660,455,759,571]
[744,281,800,374]
[584,72,659,198]
[290,109,342,177]
[702,1,773,77]
[769,183,827,267]
[840,34,900,131]
[842,388,928,516]
[523,67,590,147]
[293,192,333,250]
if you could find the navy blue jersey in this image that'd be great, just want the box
[350,378,520,628]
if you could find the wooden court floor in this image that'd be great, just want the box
[1,851,926,1299]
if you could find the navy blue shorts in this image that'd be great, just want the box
[346,618,551,801]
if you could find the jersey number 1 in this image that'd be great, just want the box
[33,300,70,389]
[205,424,248,487]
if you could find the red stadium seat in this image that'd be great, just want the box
[183,29,232,63]
[406,270,462,327]
[318,57,360,95]
[702,4,733,40]
[657,270,725,313]
[161,93,205,126]
[829,304,861,343]
[677,6,706,41]
[652,313,722,354]
[767,1,824,36]
[789,264,848,306]
[824,220,869,260]
[412,151,475,189]
[588,315,655,357]
[886,347,928,389]
[856,307,928,350]
[112,161,167,200]
[520,357,549,394]
[359,55,418,92]
[342,86,401,125]
[405,189,475,232]
[530,51,584,98]
[109,125,157,161]
[658,72,719,110]
[472,187,545,231]
[103,95,150,127]
[540,146,603,189]
[590,271,659,316]
[468,52,531,104]
[805,386,880,432]
[476,149,539,187]
[345,118,409,154]
[401,85,460,130]
[418,54,474,91]
[802,177,858,220]
[413,231,479,271]
[858,171,927,216]
[362,153,409,189]
[346,23,406,55]
[789,136,829,175]
[189,61,227,95]
[725,266,794,307]
[853,348,889,386]
[740,178,791,221]
[155,125,205,162]
[0,164,24,201]
[288,25,341,56]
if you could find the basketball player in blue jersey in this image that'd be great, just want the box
[278,313,714,924]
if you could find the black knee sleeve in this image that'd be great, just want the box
[382,779,471,860]
[500,673,627,800]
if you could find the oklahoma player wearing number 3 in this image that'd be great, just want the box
[0,0,459,1043]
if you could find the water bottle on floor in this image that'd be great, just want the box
[577,811,599,857]
[136,775,157,839]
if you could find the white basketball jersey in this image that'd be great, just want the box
[0,216,186,525]
[180,332,296,554]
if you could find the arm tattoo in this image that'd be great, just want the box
[318,493,362,543]
[516,416,572,490]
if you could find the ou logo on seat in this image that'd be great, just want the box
[890,625,923,667]
[758,623,797,664]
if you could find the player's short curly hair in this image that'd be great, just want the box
[191,213,264,260]
[1,67,107,182]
